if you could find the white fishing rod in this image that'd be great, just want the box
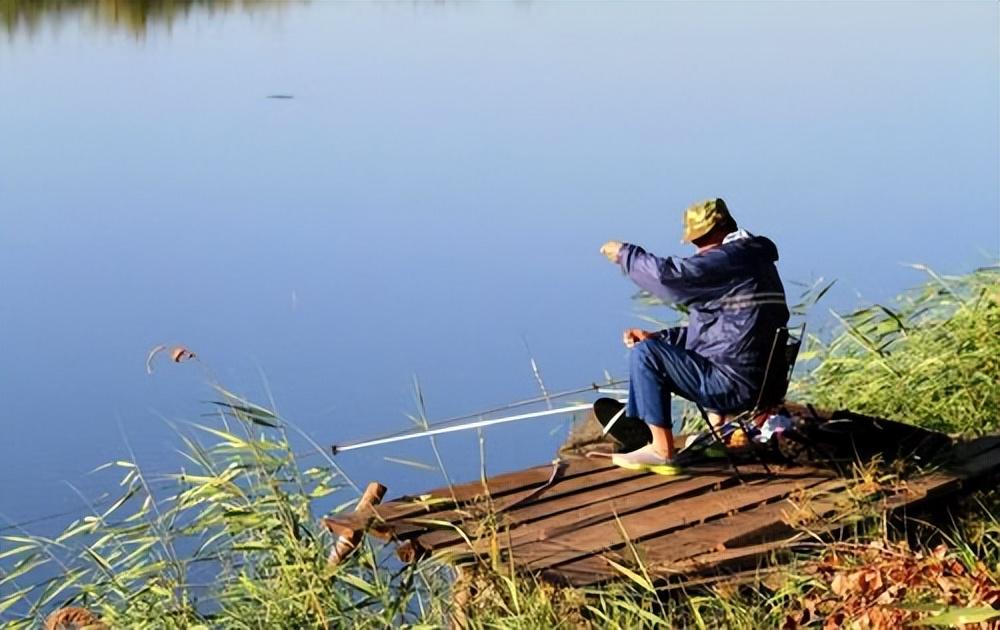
[332,403,593,454]
[331,383,628,455]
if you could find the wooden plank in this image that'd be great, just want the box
[437,472,831,571]
[544,537,801,587]
[662,508,877,577]
[398,462,781,552]
[382,464,655,540]
[668,539,797,575]
[537,478,850,586]
[645,446,1000,579]
[407,471,737,559]
[592,439,1000,585]
[325,456,615,535]
[545,491,844,585]
[408,465,816,560]
[642,478,851,563]
[336,435,997,539]
[565,447,999,586]
[514,474,831,571]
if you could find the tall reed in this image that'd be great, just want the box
[797,265,999,435]
[0,388,444,628]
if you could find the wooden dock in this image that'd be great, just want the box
[324,411,1000,587]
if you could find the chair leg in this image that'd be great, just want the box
[698,407,745,483]
[734,415,773,477]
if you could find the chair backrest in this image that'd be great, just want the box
[752,324,805,413]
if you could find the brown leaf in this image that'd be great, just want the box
[847,570,864,594]
[170,346,196,363]
[977,586,1000,605]
[860,569,884,595]
[936,576,960,595]
[874,583,901,606]
[761,571,788,592]
[831,572,849,597]
[946,559,967,576]
[782,610,805,630]
[823,611,846,630]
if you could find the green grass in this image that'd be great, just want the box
[0,387,438,628]
[796,265,999,434]
[2,265,999,628]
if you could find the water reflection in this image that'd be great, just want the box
[1,0,300,38]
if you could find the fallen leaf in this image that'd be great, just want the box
[860,569,884,595]
[831,572,848,596]
[171,346,196,363]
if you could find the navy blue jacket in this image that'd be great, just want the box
[618,232,789,393]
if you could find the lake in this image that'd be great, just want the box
[1,0,997,533]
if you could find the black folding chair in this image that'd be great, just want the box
[686,324,806,481]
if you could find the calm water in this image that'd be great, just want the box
[1,1,997,530]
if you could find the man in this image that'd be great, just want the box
[600,198,789,471]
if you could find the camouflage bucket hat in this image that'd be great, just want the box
[681,198,732,243]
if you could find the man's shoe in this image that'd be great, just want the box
[611,444,683,475]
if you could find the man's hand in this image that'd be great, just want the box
[623,328,655,348]
[600,240,624,263]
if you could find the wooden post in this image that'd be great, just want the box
[328,481,387,566]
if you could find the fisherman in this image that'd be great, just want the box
[600,198,789,470]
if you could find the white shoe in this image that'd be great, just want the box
[611,444,682,475]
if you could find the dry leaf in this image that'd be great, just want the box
[170,346,196,363]
[831,572,848,596]
[146,344,197,373]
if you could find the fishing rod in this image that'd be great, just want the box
[331,378,626,447]
[331,402,598,454]
[331,379,629,455]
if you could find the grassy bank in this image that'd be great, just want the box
[1,266,998,628]
[799,265,1000,435]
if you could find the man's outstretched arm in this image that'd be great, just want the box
[603,240,732,306]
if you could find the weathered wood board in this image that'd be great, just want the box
[323,426,1000,587]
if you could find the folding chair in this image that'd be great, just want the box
[686,324,806,481]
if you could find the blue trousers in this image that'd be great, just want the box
[626,338,754,429]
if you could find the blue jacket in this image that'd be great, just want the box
[618,232,789,394]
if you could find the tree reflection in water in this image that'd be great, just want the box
[1,0,303,39]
